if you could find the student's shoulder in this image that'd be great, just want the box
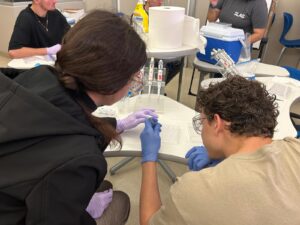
[18,6,34,18]
[16,6,35,24]
[49,9,66,19]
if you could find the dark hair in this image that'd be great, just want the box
[55,10,147,147]
[196,76,279,138]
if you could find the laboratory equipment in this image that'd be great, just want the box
[211,49,240,77]
[148,57,155,95]
[139,66,145,95]
[197,23,244,64]
[157,59,163,96]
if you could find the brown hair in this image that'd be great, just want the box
[197,76,279,138]
[55,10,147,147]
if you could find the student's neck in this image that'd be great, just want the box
[225,136,272,156]
[31,4,47,17]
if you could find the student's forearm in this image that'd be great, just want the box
[140,162,161,225]
[249,29,265,44]
[8,47,47,59]
[249,34,262,44]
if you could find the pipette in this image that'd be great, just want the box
[139,66,145,95]
[148,57,155,95]
[157,59,163,96]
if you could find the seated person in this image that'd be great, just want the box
[139,76,300,225]
[207,0,268,43]
[8,0,70,59]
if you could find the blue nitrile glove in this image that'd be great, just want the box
[140,119,162,163]
[185,146,222,171]
[117,108,158,132]
[86,189,113,219]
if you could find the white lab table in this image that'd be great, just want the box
[97,94,201,164]
[7,55,55,69]
[143,33,197,101]
[193,58,290,108]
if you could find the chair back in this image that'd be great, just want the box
[280,12,293,44]
[282,66,300,81]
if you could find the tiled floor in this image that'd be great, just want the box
[0,53,200,225]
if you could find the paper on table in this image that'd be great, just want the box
[267,82,291,100]
[134,95,165,114]
[161,124,180,144]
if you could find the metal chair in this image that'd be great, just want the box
[282,66,300,80]
[276,12,300,66]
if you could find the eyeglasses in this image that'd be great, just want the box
[192,114,207,134]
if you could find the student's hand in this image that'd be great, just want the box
[185,146,222,171]
[46,44,61,55]
[86,189,113,219]
[117,109,158,132]
[148,0,163,7]
[140,119,161,163]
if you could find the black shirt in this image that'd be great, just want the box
[8,5,70,50]
[0,66,110,225]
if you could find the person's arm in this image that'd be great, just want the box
[139,119,162,225]
[207,0,222,22]
[249,0,268,43]
[9,44,62,59]
[25,155,106,225]
[207,8,221,22]
[249,28,266,44]
[8,47,47,59]
[140,162,161,225]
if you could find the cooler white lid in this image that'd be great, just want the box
[200,24,245,41]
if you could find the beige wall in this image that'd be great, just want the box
[83,0,115,12]
[263,0,300,68]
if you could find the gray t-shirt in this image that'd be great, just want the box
[214,0,268,34]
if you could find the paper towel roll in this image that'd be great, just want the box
[149,6,185,49]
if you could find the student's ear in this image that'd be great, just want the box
[213,114,226,133]
[33,0,41,5]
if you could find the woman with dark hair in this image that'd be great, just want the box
[207,0,268,43]
[0,10,155,225]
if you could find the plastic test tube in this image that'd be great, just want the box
[157,59,163,96]
[148,57,155,95]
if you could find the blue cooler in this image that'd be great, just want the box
[197,24,245,64]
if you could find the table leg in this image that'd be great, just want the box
[176,57,185,101]
[109,157,135,175]
[194,70,206,111]
[158,159,177,183]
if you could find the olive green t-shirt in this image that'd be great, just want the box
[150,137,300,225]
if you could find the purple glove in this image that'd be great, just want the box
[117,109,158,132]
[46,44,61,55]
[86,189,113,219]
